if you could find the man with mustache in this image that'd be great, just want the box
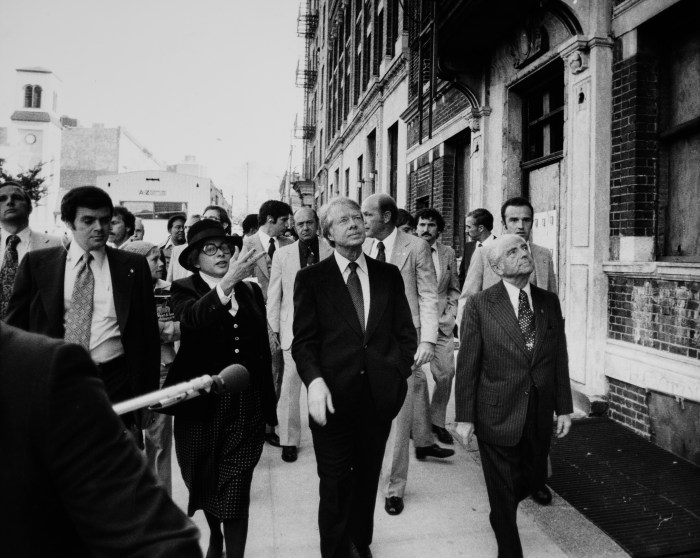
[6,186,160,431]
[414,208,461,446]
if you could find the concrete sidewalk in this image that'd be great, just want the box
[172,376,628,557]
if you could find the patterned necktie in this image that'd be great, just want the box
[305,243,316,268]
[518,289,535,353]
[376,241,386,262]
[0,234,20,319]
[268,237,276,260]
[346,262,365,332]
[64,253,94,349]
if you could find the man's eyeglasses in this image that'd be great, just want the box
[201,242,232,256]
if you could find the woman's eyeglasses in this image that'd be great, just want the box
[201,242,232,256]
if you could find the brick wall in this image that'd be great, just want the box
[607,377,651,438]
[608,276,700,360]
[609,39,658,244]
[407,87,472,148]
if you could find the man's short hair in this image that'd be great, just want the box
[61,186,113,224]
[0,181,33,215]
[203,205,232,232]
[485,234,525,269]
[500,196,533,223]
[319,197,361,245]
[258,200,293,226]
[396,209,415,230]
[375,194,398,226]
[414,208,445,233]
[241,213,259,235]
[467,208,494,231]
[167,213,186,231]
[113,206,136,236]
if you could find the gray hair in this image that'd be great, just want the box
[319,197,361,245]
[485,234,525,271]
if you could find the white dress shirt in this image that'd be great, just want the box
[477,233,496,248]
[257,229,280,253]
[502,280,533,317]
[0,226,32,266]
[367,226,398,262]
[199,271,239,316]
[334,250,370,327]
[64,242,123,363]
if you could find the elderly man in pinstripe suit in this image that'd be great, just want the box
[455,234,572,558]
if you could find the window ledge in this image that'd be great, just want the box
[603,261,700,280]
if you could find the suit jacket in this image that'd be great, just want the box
[458,241,477,288]
[434,241,461,336]
[455,282,573,446]
[363,230,439,345]
[457,241,556,326]
[292,255,417,422]
[167,275,278,425]
[242,233,293,301]
[267,237,333,350]
[5,245,161,396]
[0,323,201,558]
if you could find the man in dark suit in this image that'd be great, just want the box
[293,197,417,558]
[0,322,202,557]
[0,181,62,318]
[455,234,573,558]
[458,208,495,288]
[6,186,160,427]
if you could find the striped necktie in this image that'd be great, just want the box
[0,234,20,319]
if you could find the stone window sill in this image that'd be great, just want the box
[603,261,700,280]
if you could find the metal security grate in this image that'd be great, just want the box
[549,417,700,558]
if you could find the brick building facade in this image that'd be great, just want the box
[297,0,700,465]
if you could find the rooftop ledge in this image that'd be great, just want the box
[603,261,700,281]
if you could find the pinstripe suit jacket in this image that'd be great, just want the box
[455,281,572,447]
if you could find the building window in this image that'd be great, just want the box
[388,122,398,200]
[121,201,187,221]
[23,85,42,108]
[521,67,564,166]
[659,21,700,258]
[345,168,350,197]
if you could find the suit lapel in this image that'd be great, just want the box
[364,258,387,341]
[107,247,133,335]
[437,242,449,289]
[320,258,363,338]
[251,235,271,279]
[35,248,67,327]
[487,282,530,358]
[390,231,411,270]
[531,286,548,359]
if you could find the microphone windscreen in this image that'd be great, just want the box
[213,364,250,393]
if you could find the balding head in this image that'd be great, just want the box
[294,207,318,242]
[361,193,398,240]
[486,234,534,284]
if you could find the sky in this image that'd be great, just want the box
[0,0,306,213]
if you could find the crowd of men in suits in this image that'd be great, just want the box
[0,178,571,558]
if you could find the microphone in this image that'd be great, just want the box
[112,364,249,416]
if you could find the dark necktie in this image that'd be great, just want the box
[304,243,317,268]
[518,290,535,353]
[376,241,386,262]
[0,234,20,319]
[64,253,94,350]
[346,262,365,332]
[268,237,276,260]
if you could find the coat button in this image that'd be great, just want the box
[235,349,240,354]
[524,390,529,396]
[360,370,365,375]
[234,324,239,329]
[235,337,240,341]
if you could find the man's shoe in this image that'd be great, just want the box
[350,542,373,558]
[432,424,454,445]
[265,432,280,447]
[415,443,455,460]
[532,485,553,505]
[281,446,298,462]
[384,496,404,516]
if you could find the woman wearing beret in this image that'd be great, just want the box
[167,219,276,558]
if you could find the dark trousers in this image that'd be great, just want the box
[477,387,550,558]
[311,379,392,558]
[98,355,137,432]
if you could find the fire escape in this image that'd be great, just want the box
[295,3,319,144]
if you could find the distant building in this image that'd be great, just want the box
[61,123,164,191]
[96,164,231,244]
[0,67,64,232]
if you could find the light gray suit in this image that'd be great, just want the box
[242,232,293,301]
[413,241,460,434]
[457,242,556,326]
[268,238,332,447]
[364,230,439,499]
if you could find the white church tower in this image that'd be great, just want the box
[8,67,63,232]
